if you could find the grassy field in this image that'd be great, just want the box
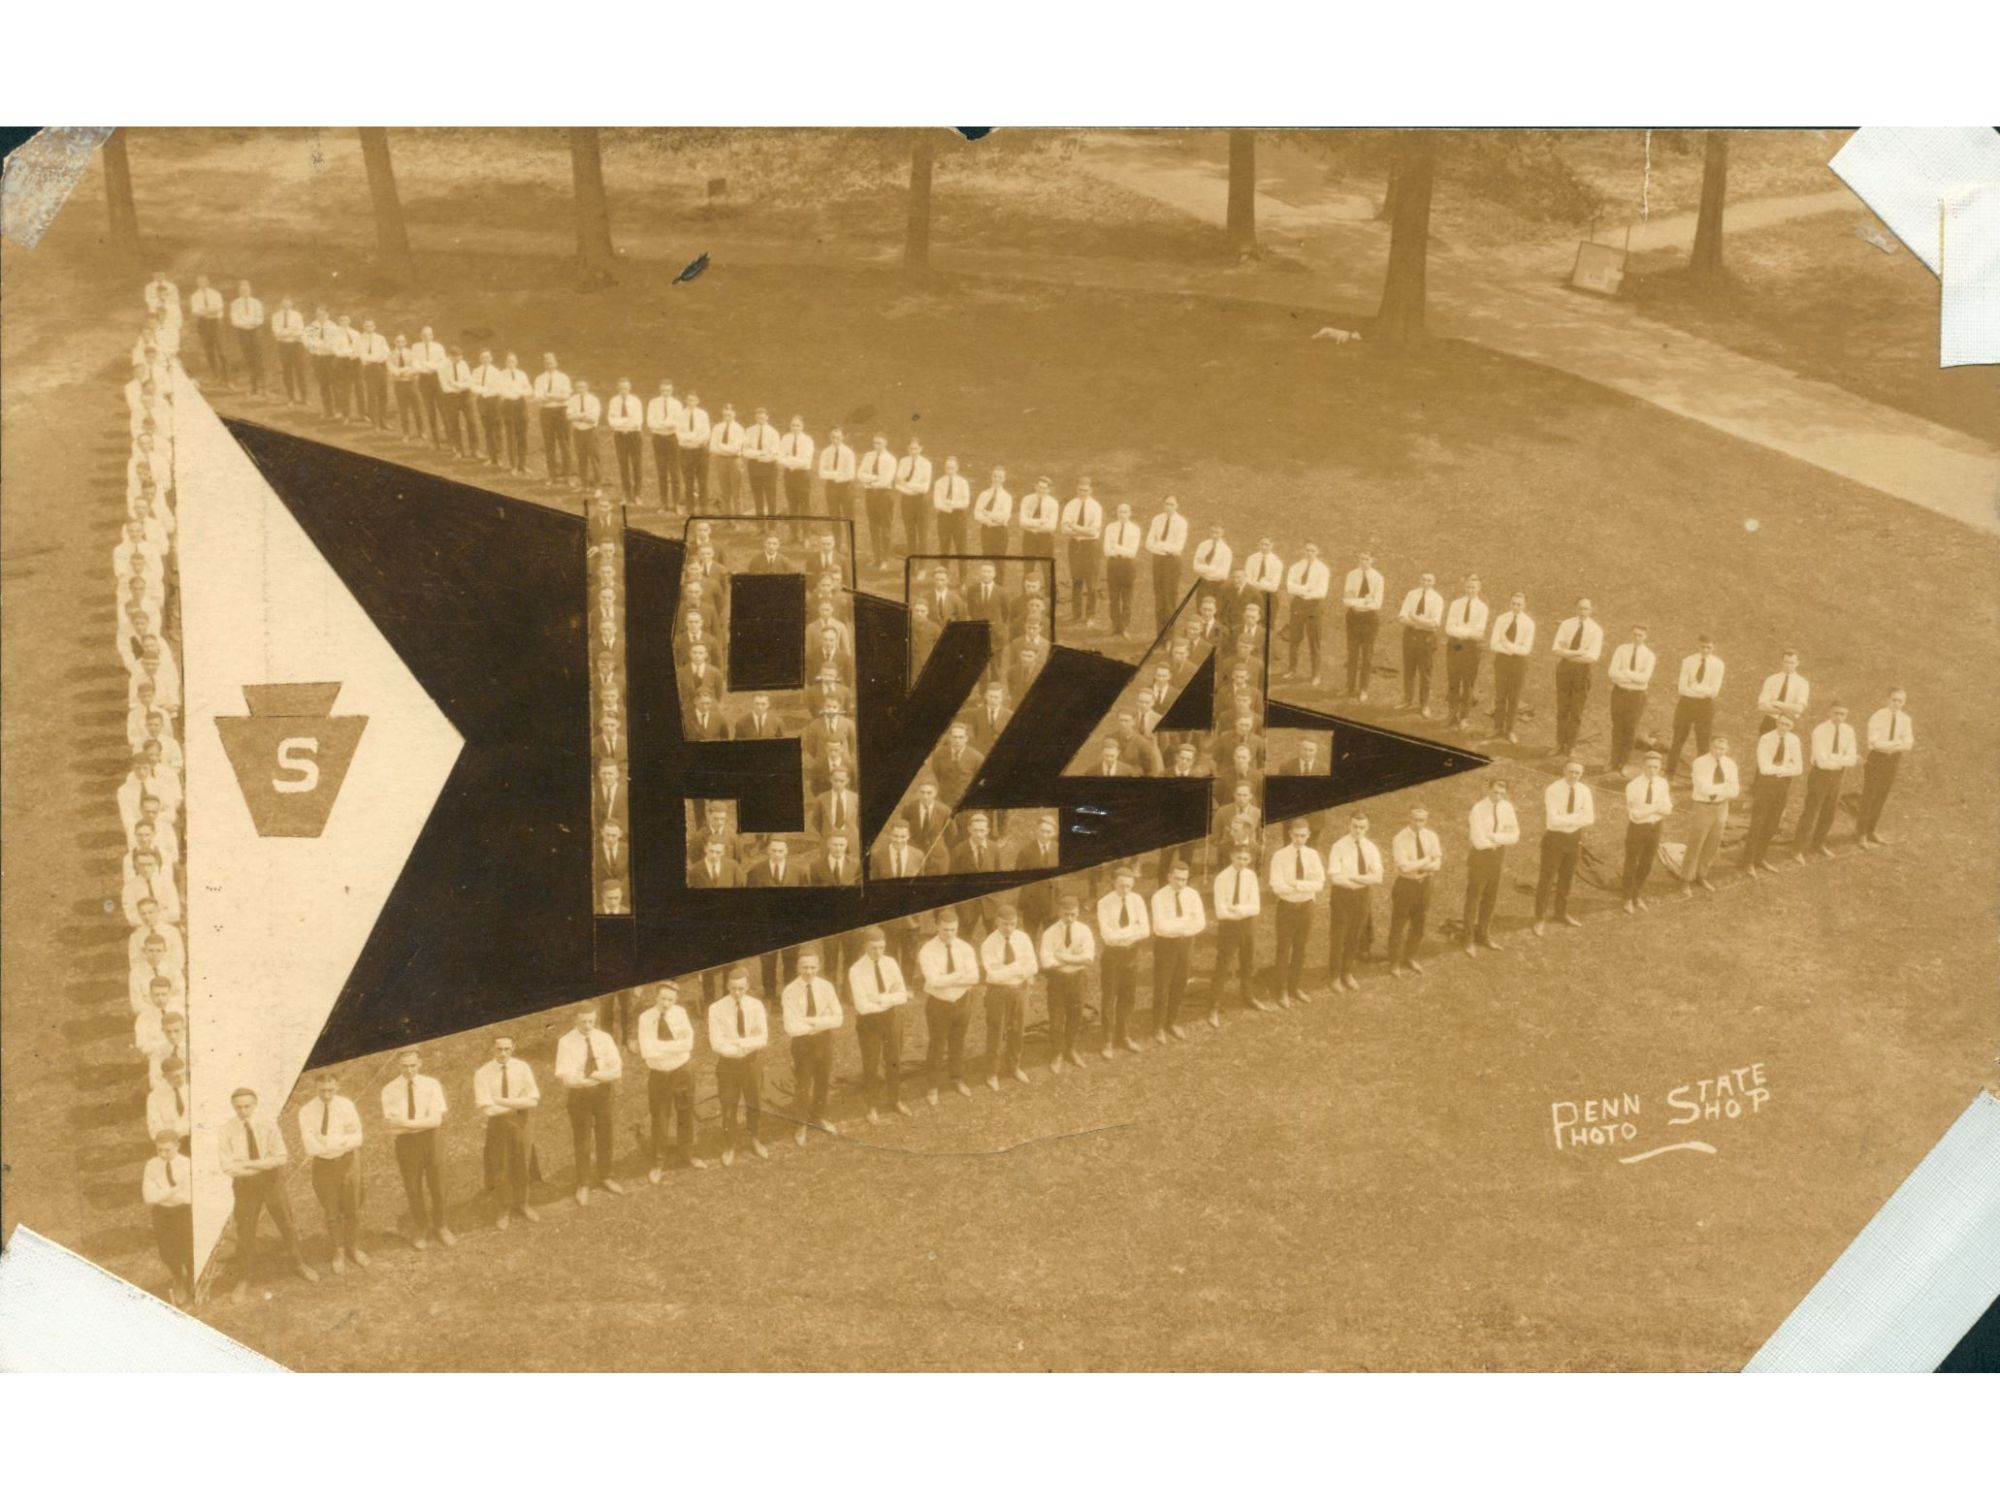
[3,136,1996,1370]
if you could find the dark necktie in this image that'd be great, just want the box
[1890,712,1901,743]
[242,1120,258,1162]
[1781,673,1794,705]
[873,958,887,992]
[320,1099,331,1136]
[1064,920,1076,950]
[1566,623,1582,652]
[172,1083,184,1114]
[1119,898,1131,929]
[807,983,821,1019]
[1232,869,1244,905]
[735,1001,747,1038]
[1567,785,1577,815]
[499,1061,510,1099]
[582,1038,596,1078]
[167,1157,177,1187]
[406,1077,417,1118]
[1649,778,1660,806]
[1357,841,1371,878]
[1174,890,1185,917]
[1711,761,1724,790]
[1697,653,1709,686]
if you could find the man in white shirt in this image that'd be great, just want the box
[1796,703,1861,859]
[1387,806,1443,976]
[973,466,1014,555]
[1039,893,1097,1070]
[356,318,393,428]
[1145,496,1190,635]
[919,911,982,1101]
[1397,570,1444,716]
[1191,523,1233,607]
[932,455,972,554]
[322,311,356,418]
[893,438,935,555]
[146,1056,189,1147]
[1605,625,1657,775]
[1211,843,1265,1013]
[496,353,533,473]
[1680,735,1740,894]
[440,345,478,457]
[708,968,771,1164]
[567,379,604,490]
[857,434,898,561]
[271,294,307,403]
[677,390,712,506]
[1061,478,1105,628]
[218,1087,319,1293]
[1857,689,1916,849]
[1269,820,1326,1004]
[1488,591,1535,742]
[645,381,684,508]
[979,906,1040,1087]
[533,353,574,483]
[471,1035,541,1226]
[1018,476,1061,561]
[300,1072,369,1272]
[1549,598,1604,760]
[1102,501,1143,638]
[1341,551,1386,700]
[1666,633,1724,778]
[142,1131,196,1305]
[1535,762,1594,934]
[1756,650,1811,736]
[1095,866,1152,1054]
[188,274,226,376]
[850,926,915,1121]
[607,378,647,502]
[1621,751,1673,912]
[1462,778,1520,955]
[771,414,813,512]
[554,1005,627,1199]
[1284,542,1333,685]
[1326,813,1385,991]
[228,279,267,393]
[782,951,845,1141]
[411,325,448,442]
[1745,714,1804,874]
[381,1047,457,1246]
[639,982,708,1178]
[817,424,857,524]
[1443,574,1490,731]
[742,405,782,516]
[381,336,416,431]
[1149,862,1207,1038]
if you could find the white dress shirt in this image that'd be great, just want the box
[1543,779,1596,832]
[1445,595,1490,641]
[532,369,573,405]
[1019,492,1061,533]
[1212,864,1262,921]
[639,1002,697,1071]
[1326,834,1384,888]
[299,1094,365,1158]
[271,306,305,342]
[1399,586,1443,630]
[554,1028,624,1086]
[848,953,910,1013]
[228,295,265,329]
[895,453,933,495]
[708,995,770,1058]
[918,936,981,999]
[1689,753,1740,802]
[606,393,645,431]
[1285,558,1331,601]
[1150,883,1207,938]
[1757,728,1804,779]
[1624,774,1673,824]
[1489,610,1536,655]
[1758,670,1810,719]
[381,1073,449,1129]
[1103,517,1142,558]
[1095,889,1153,947]
[1677,651,1724,698]
[473,1056,540,1115]
[566,392,603,429]
[1342,566,1383,611]
[646,393,684,434]
[190,286,224,319]
[817,441,855,483]
[1243,549,1284,592]
[1866,706,1915,755]
[1145,511,1189,557]
[217,1111,286,1175]
[679,405,712,447]
[743,421,780,461]
[1268,843,1327,903]
[1040,916,1098,969]
[1608,641,1656,690]
[859,449,896,489]
[146,1079,189,1141]
[708,417,744,456]
[143,1153,194,1208]
[1811,720,1860,770]
[932,472,971,513]
[1060,496,1104,538]
[973,484,1014,527]
[1192,536,1233,582]
[781,976,844,1037]
[1391,826,1443,878]
[980,928,1041,984]
[779,429,816,470]
[1468,796,1521,850]
[1551,616,1603,663]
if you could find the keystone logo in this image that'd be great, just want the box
[216,683,368,838]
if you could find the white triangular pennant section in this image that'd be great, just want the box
[173,369,463,1278]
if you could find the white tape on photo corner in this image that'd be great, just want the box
[1941,182,2000,368]
[1828,127,2000,276]
[0,1227,283,1372]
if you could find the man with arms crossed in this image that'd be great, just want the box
[1857,689,1915,849]
[1621,751,1672,912]
[979,905,1040,1089]
[554,1005,626,1202]
[472,1035,541,1227]
[919,911,982,1103]
[1326,812,1384,992]
[1212,843,1265,1014]
[300,1071,368,1273]
[1535,761,1594,935]
[1796,704,1860,859]
[382,1047,457,1246]
[782,950,844,1143]
[1462,777,1518,955]
[1269,819,1325,1005]
[218,1087,319,1295]
[708,968,771,1164]
[1679,734,1739,895]
[1387,805,1442,977]
[1040,893,1097,1071]
[640,981,708,1179]
[1096,865,1152,1055]
[850,927,915,1122]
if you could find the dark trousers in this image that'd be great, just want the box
[313,354,335,415]
[1608,687,1647,770]
[1745,777,1795,865]
[925,995,971,1083]
[1044,970,1086,1056]
[647,1066,697,1164]
[394,1129,449,1231]
[864,488,895,558]
[1401,628,1437,708]
[1797,766,1846,851]
[395,380,424,436]
[715,1054,764,1144]
[1856,751,1902,838]
[614,432,644,498]
[418,372,445,440]
[1151,555,1183,633]
[278,341,307,401]
[1288,601,1323,678]
[897,491,929,553]
[363,364,389,426]
[1151,935,1192,1028]
[334,358,359,417]
[1491,653,1528,734]
[1387,877,1431,963]
[1622,822,1663,899]
[485,1111,532,1209]
[748,461,779,515]
[1554,661,1592,754]
[478,396,503,461]
[449,392,477,454]
[1328,887,1370,981]
[937,510,968,554]
[856,1007,905,1104]
[1065,540,1101,620]
[231,1169,303,1271]
[1273,899,1313,995]
[984,983,1027,1075]
[152,1204,194,1287]
[539,407,571,478]
[1099,945,1141,1041]
[1668,696,1715,774]
[501,400,529,471]
[1534,830,1582,919]
[680,445,708,507]
[573,429,601,486]
[790,1031,834,1123]
[783,467,813,512]
[1343,609,1379,694]
[564,1086,615,1185]
[196,317,227,375]
[1445,639,1482,721]
[236,327,265,390]
[824,479,855,523]
[715,456,744,512]
[1214,917,1256,996]
[1106,558,1137,635]
[310,1151,362,1251]
[1462,846,1505,944]
[1022,528,1056,561]
[653,436,682,506]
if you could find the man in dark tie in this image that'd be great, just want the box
[381,1048,457,1248]
[1796,703,1860,859]
[142,1130,197,1304]
[472,1036,541,1228]
[931,723,984,807]
[218,1087,319,1297]
[555,1006,626,1204]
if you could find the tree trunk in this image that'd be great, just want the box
[102,128,140,255]
[1226,129,1257,253]
[1374,131,1437,350]
[357,128,415,283]
[569,127,618,291]
[1688,130,1729,281]
[904,133,935,274]
[1378,155,1401,222]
